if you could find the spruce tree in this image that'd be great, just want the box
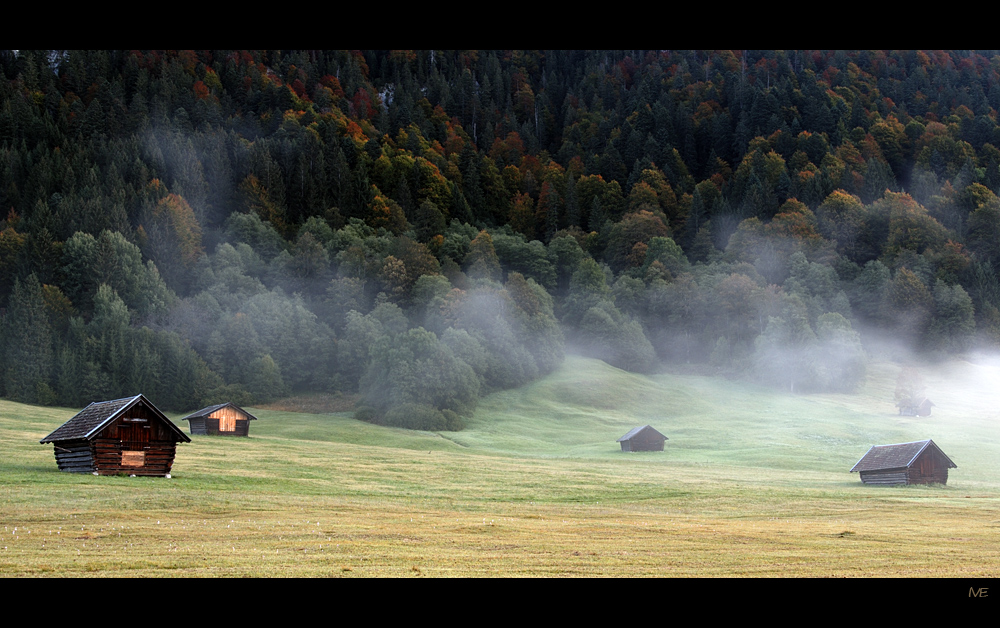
[2,274,54,403]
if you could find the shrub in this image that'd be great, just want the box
[383,403,448,431]
[353,405,378,424]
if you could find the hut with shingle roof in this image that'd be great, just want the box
[896,397,935,416]
[181,402,258,436]
[39,394,190,477]
[616,425,667,452]
[850,439,956,485]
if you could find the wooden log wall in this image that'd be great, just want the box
[52,440,94,473]
[200,416,250,436]
[633,434,664,451]
[188,417,207,435]
[908,468,949,485]
[860,471,909,485]
[93,438,177,476]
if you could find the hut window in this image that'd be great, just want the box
[122,451,145,467]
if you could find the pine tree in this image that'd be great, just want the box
[564,175,580,229]
[1,274,54,403]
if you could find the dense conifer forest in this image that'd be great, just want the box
[1,50,997,428]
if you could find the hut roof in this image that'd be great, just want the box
[40,394,191,444]
[617,425,667,442]
[179,402,259,422]
[850,439,956,473]
[896,397,934,408]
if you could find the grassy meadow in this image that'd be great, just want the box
[2,354,1000,577]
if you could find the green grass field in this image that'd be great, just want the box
[2,355,1000,577]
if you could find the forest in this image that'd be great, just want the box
[1,50,997,429]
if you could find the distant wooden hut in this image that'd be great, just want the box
[181,402,258,436]
[617,425,667,452]
[850,439,956,485]
[897,398,935,416]
[39,394,190,477]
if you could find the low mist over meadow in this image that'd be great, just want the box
[4,351,1000,576]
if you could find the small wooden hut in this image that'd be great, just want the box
[617,425,667,452]
[181,402,258,436]
[850,439,956,485]
[897,398,935,416]
[39,394,190,477]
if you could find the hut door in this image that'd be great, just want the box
[120,420,150,450]
[217,410,236,432]
[120,419,149,467]
[917,454,934,479]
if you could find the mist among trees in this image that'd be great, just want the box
[2,50,999,427]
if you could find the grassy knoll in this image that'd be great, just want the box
[2,355,1000,577]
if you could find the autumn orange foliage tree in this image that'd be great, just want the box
[139,180,204,293]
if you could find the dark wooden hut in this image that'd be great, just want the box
[850,439,956,485]
[180,402,258,436]
[897,398,935,416]
[39,394,190,477]
[617,425,667,452]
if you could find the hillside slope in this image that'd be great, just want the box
[3,355,1000,576]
